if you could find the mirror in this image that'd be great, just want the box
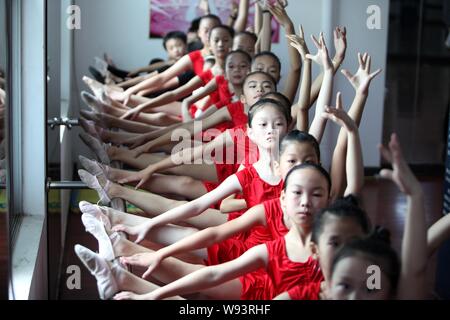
[0,0,9,300]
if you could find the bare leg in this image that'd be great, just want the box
[97,129,141,145]
[106,167,207,200]
[108,146,220,182]
[106,183,227,229]
[114,237,243,299]
[112,263,184,300]
[80,171,228,229]
[151,101,182,117]
[117,73,154,89]
[94,112,162,133]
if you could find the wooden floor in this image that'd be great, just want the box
[57,175,445,300]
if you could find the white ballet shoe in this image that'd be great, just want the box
[80,91,105,113]
[79,132,111,165]
[81,213,115,261]
[82,76,104,100]
[79,201,112,230]
[79,118,102,140]
[74,245,119,300]
[79,155,109,179]
[78,169,112,205]
[94,57,108,77]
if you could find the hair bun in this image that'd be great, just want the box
[341,194,360,207]
[370,226,391,245]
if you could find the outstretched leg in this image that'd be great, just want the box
[78,171,228,229]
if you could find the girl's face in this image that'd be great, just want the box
[252,55,281,83]
[330,255,392,300]
[233,34,256,57]
[241,74,276,107]
[226,54,250,85]
[209,28,232,59]
[314,216,365,283]
[248,105,288,150]
[281,168,330,227]
[198,18,220,47]
[165,38,187,61]
[277,142,319,179]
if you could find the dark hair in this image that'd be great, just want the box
[283,163,332,194]
[243,71,277,92]
[235,31,258,44]
[188,17,202,33]
[253,51,282,73]
[209,25,235,41]
[199,14,222,27]
[311,195,371,243]
[225,50,252,66]
[261,92,291,109]
[248,98,292,128]
[331,230,401,296]
[163,31,187,50]
[279,130,320,161]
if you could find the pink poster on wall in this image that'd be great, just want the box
[149,0,280,43]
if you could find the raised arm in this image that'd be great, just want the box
[128,244,268,300]
[307,33,334,143]
[118,130,234,188]
[254,2,263,53]
[329,53,382,198]
[427,213,450,257]
[310,27,347,106]
[233,0,250,33]
[259,1,273,52]
[379,133,427,300]
[286,25,311,131]
[122,205,267,279]
[269,1,301,102]
[322,92,364,199]
[113,174,244,243]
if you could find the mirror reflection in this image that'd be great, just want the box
[0,0,8,301]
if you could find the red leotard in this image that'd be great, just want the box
[240,237,323,300]
[242,198,289,249]
[201,101,248,142]
[205,198,289,266]
[188,50,205,75]
[233,165,283,215]
[287,281,323,300]
[202,124,259,193]
[215,75,234,107]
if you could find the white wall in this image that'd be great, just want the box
[72,0,389,167]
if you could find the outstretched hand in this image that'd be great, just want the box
[120,105,143,120]
[286,25,309,60]
[112,221,152,244]
[305,33,333,71]
[341,52,382,95]
[321,92,357,133]
[258,0,287,11]
[378,133,421,196]
[117,165,156,190]
[268,0,291,28]
[120,252,164,279]
[333,26,347,61]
